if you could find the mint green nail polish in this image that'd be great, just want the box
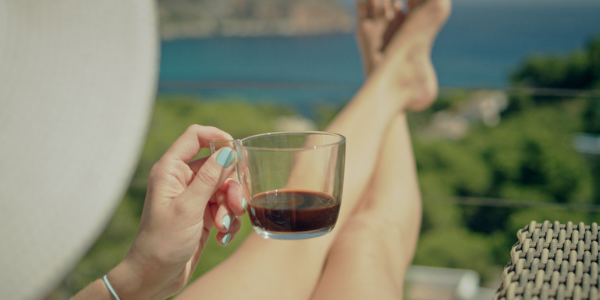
[216,148,234,167]
[222,215,231,231]
[222,233,232,245]
[242,198,247,211]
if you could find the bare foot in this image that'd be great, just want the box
[357,0,451,111]
[356,0,405,75]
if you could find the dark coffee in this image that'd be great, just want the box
[249,190,340,233]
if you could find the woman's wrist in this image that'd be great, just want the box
[70,278,116,300]
[106,257,165,300]
[102,275,122,300]
[68,254,147,300]
[105,260,141,300]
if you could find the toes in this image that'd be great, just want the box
[381,7,407,51]
[358,0,398,20]
[356,1,368,19]
[386,0,451,53]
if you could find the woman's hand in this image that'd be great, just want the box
[107,125,245,300]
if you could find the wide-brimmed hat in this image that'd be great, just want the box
[0,1,158,299]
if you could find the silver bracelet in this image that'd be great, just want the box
[102,275,122,300]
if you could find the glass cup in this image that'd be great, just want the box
[211,131,346,240]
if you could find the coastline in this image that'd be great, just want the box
[158,0,354,41]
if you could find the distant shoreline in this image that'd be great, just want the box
[158,2,600,91]
[158,0,354,41]
[160,24,354,41]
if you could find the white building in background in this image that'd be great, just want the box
[428,90,509,140]
[405,266,497,300]
[573,133,600,155]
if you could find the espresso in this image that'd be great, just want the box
[249,190,340,233]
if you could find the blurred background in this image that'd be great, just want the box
[47,0,600,299]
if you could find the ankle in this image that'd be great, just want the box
[370,56,438,112]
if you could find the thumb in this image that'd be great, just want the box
[176,147,236,215]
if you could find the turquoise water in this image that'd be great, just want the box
[158,1,600,105]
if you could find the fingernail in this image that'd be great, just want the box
[216,147,234,167]
[222,215,231,231]
[241,197,247,211]
[250,206,256,216]
[221,233,232,245]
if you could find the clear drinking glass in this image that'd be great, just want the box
[211,132,346,240]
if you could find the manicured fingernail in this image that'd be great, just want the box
[221,233,232,245]
[250,206,256,216]
[242,198,247,211]
[222,215,231,231]
[216,147,234,167]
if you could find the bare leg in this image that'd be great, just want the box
[311,115,420,300]
[175,1,450,299]
[175,53,409,300]
[311,1,450,299]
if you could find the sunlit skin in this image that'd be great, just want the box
[71,0,451,299]
[178,1,451,300]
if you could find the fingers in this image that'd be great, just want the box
[211,179,245,246]
[164,124,233,164]
[220,178,245,214]
[187,149,245,247]
[216,217,241,246]
[212,202,242,246]
[187,156,209,174]
[187,150,244,246]
[188,153,238,184]
[176,147,236,219]
[158,125,246,248]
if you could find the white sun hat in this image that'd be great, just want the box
[0,1,158,299]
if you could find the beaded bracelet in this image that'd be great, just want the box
[102,275,122,300]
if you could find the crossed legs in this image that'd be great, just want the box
[311,2,450,298]
[311,115,422,300]
[175,1,450,299]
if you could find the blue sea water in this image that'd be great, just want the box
[158,1,600,106]
[159,34,364,105]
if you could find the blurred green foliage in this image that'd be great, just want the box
[48,37,600,298]
[412,36,600,283]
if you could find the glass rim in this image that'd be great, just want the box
[239,131,346,151]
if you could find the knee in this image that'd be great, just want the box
[330,214,388,259]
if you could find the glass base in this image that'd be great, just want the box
[253,226,334,240]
